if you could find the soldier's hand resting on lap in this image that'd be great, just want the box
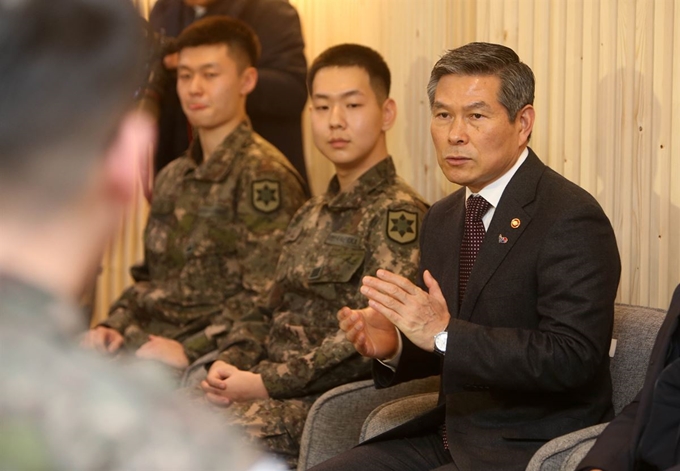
[81,326,124,353]
[201,360,270,407]
[135,335,188,369]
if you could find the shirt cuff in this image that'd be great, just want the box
[377,327,403,372]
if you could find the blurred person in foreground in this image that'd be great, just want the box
[0,0,281,469]
[83,16,307,373]
[194,44,428,468]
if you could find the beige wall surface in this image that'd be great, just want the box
[95,0,680,324]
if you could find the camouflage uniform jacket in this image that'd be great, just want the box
[0,274,279,471]
[102,121,307,362]
[216,157,429,398]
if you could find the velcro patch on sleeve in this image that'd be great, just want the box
[386,209,418,244]
[252,179,281,213]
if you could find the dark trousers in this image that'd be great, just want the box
[308,429,454,471]
[636,358,680,470]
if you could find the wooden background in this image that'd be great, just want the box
[93,0,680,324]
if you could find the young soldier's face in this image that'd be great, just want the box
[177,44,252,133]
[430,74,534,192]
[310,66,391,173]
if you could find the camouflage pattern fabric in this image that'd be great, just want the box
[212,157,429,467]
[101,121,307,363]
[0,275,279,471]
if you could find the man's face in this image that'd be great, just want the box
[310,66,390,172]
[177,44,248,132]
[430,74,533,192]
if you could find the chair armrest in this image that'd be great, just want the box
[297,376,439,470]
[179,350,218,388]
[525,422,608,471]
[360,392,439,442]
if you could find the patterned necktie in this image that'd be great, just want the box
[458,195,491,305]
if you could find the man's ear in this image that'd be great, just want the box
[381,97,397,132]
[102,111,156,206]
[516,104,535,145]
[240,66,258,96]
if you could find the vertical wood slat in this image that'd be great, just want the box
[597,0,621,299]
[547,0,566,175]
[652,0,675,305]
[563,0,583,184]
[580,0,600,198]
[530,0,551,159]
[669,1,680,302]
[635,0,654,306]
[618,0,638,304]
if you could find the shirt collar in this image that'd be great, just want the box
[325,157,397,209]
[465,147,529,208]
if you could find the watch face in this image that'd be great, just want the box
[435,332,447,352]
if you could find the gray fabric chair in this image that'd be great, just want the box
[525,303,666,470]
[297,376,440,470]
[360,392,439,442]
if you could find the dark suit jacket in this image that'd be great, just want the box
[371,150,621,470]
[578,285,680,471]
[149,0,308,183]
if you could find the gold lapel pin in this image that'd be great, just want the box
[511,218,521,229]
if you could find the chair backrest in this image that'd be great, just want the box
[610,303,666,413]
[297,376,440,470]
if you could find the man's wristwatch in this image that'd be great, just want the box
[434,331,448,356]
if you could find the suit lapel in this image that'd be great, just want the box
[458,150,546,322]
[430,188,465,318]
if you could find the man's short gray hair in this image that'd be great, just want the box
[427,42,535,121]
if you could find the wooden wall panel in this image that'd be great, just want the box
[95,0,680,324]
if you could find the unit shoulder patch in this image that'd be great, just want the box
[252,179,281,213]
[386,209,418,244]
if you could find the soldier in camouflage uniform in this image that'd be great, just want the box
[198,44,429,468]
[83,17,307,369]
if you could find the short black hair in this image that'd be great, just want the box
[308,44,391,102]
[0,0,145,206]
[176,16,261,70]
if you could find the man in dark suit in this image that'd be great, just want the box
[314,42,621,471]
[578,284,680,471]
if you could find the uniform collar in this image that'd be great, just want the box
[324,157,397,209]
[189,120,253,182]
